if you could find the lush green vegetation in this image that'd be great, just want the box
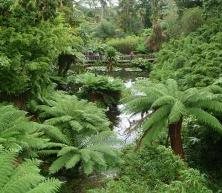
[0,149,61,193]
[89,145,212,193]
[1,0,222,193]
[124,78,222,158]
[67,73,123,107]
[151,19,222,89]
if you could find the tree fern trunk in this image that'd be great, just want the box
[169,120,185,159]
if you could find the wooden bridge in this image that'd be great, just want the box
[84,53,155,65]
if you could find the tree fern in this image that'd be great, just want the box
[33,92,121,174]
[36,92,110,134]
[124,78,222,157]
[0,149,61,193]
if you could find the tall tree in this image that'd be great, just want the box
[137,0,152,28]
[78,0,112,19]
[118,0,143,34]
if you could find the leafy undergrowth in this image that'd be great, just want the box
[88,145,212,193]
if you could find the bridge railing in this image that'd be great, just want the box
[85,53,155,63]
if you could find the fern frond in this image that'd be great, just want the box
[187,107,222,134]
[81,131,121,148]
[168,101,185,124]
[0,105,52,153]
[49,152,73,174]
[0,150,61,193]
[89,151,107,167]
[26,178,62,193]
[42,125,70,145]
[83,160,94,175]
[151,96,175,109]
[195,100,222,113]
[124,96,155,114]
[138,118,168,148]
[44,116,73,125]
[142,105,171,131]
[65,154,81,169]
[165,79,178,95]
[57,146,79,156]
[0,151,15,188]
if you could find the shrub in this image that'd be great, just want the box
[183,117,222,191]
[93,20,117,40]
[203,0,222,18]
[88,145,212,193]
[155,169,212,193]
[0,0,73,95]
[107,36,141,54]
[106,46,117,59]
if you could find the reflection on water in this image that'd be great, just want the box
[112,78,146,144]
[86,66,148,81]
[114,104,142,144]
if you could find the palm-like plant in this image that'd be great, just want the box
[124,79,222,158]
[35,92,120,174]
[0,149,61,193]
[37,92,110,134]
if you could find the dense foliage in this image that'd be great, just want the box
[32,92,121,174]
[0,0,73,95]
[151,19,222,89]
[67,73,123,107]
[89,145,212,193]
[0,0,222,192]
[0,149,61,193]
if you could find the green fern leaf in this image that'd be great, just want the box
[49,152,73,174]
[151,96,175,109]
[65,154,81,169]
[58,146,78,156]
[187,107,222,134]
[168,101,185,124]
[26,179,62,193]
[142,105,171,131]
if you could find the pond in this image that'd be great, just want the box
[86,66,148,81]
